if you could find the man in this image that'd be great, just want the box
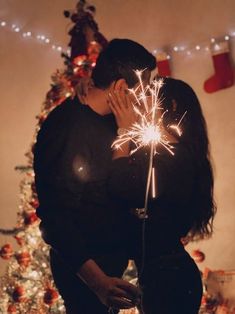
[34,38,156,314]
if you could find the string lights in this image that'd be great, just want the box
[0,19,70,55]
[151,32,235,59]
[1,18,234,60]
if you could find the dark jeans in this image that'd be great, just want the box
[49,249,127,314]
[137,251,202,314]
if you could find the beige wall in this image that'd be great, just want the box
[0,0,235,274]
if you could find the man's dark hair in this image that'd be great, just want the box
[92,38,156,89]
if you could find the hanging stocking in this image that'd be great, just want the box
[156,51,171,77]
[204,41,234,93]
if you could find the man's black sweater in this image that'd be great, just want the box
[34,96,133,275]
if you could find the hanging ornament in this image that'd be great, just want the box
[156,51,171,77]
[29,198,39,209]
[7,304,17,313]
[14,235,24,246]
[16,251,31,267]
[191,249,205,263]
[12,286,27,303]
[24,211,39,225]
[43,287,59,305]
[204,40,234,93]
[0,243,14,260]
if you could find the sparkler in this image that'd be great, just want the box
[111,70,187,314]
[112,70,186,217]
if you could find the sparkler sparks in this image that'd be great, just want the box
[112,70,179,156]
[112,70,186,212]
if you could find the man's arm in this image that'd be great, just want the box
[34,100,140,309]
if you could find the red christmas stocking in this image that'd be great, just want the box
[204,41,234,93]
[156,51,171,77]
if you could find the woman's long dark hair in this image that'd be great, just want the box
[159,77,216,240]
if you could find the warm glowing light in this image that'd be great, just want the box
[151,167,156,198]
[112,72,175,156]
[112,71,186,219]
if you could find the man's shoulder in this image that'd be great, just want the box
[42,96,84,128]
[49,96,81,118]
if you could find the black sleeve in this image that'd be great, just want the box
[108,145,194,208]
[34,100,92,273]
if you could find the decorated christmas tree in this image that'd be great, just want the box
[0,1,107,312]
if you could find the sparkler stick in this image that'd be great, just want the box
[112,71,186,314]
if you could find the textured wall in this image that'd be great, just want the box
[0,0,235,275]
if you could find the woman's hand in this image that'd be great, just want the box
[108,90,137,130]
[93,275,140,309]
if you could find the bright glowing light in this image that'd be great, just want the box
[112,72,176,156]
[151,167,156,198]
[112,71,186,218]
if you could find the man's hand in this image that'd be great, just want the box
[94,275,141,310]
[77,259,140,310]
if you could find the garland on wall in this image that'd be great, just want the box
[1,11,235,93]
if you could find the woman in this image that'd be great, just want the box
[107,77,216,314]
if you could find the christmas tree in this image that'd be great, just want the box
[0,2,219,313]
[0,1,107,312]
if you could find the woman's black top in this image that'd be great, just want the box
[108,142,197,264]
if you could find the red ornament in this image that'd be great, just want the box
[43,287,59,305]
[0,244,14,260]
[191,249,205,263]
[29,199,39,209]
[24,211,39,225]
[16,251,31,267]
[7,304,17,313]
[73,54,87,67]
[14,235,24,246]
[12,286,27,303]
[156,51,171,77]
[204,41,234,93]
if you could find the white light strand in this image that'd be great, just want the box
[151,32,235,58]
[0,19,68,55]
[0,18,234,59]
